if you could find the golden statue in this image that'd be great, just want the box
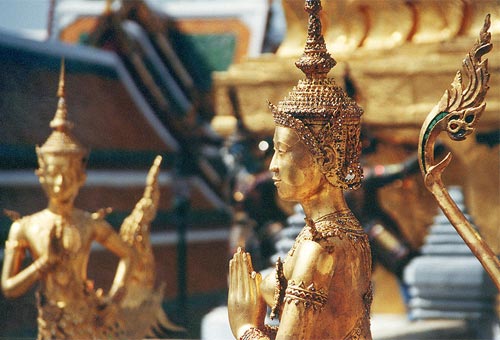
[1,61,182,339]
[228,1,372,339]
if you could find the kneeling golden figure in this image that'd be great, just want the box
[1,62,180,339]
[228,1,372,339]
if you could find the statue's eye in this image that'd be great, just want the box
[465,115,475,123]
[450,115,460,121]
[274,148,285,155]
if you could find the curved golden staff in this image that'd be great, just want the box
[418,14,500,291]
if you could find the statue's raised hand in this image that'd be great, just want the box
[228,247,266,339]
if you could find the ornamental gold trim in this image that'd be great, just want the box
[284,280,328,312]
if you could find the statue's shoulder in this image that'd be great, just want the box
[288,238,335,289]
[73,208,92,220]
[72,209,116,234]
[4,210,45,241]
[72,209,110,229]
[4,209,22,223]
[8,210,46,226]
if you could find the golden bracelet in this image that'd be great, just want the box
[240,327,267,340]
[33,257,50,274]
[270,257,286,320]
[263,325,278,340]
[4,240,20,252]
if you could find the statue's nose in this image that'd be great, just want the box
[269,153,279,173]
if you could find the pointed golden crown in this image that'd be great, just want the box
[36,60,88,160]
[269,0,363,190]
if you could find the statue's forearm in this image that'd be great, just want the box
[109,256,132,300]
[2,254,49,298]
[96,223,134,299]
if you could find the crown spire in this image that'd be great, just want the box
[295,0,336,78]
[37,59,87,158]
[50,58,74,131]
[57,58,65,98]
[104,0,113,15]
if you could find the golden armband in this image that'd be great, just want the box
[4,240,24,253]
[33,256,51,275]
[284,280,328,312]
[240,325,277,340]
[270,257,286,320]
[240,327,268,340]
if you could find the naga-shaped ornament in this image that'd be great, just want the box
[418,14,500,290]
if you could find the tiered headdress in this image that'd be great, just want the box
[269,0,363,190]
[36,60,88,163]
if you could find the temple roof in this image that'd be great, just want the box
[0,32,179,156]
[0,31,231,232]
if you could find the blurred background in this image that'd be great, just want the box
[0,0,499,339]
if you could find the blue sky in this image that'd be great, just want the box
[0,0,51,35]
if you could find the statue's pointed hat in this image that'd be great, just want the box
[269,0,363,189]
[37,59,88,158]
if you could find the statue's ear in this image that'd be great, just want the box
[318,145,336,173]
[317,146,342,187]
[35,147,48,184]
[36,146,45,168]
[35,169,45,185]
[73,158,87,187]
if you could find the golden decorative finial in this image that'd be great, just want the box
[418,14,499,290]
[50,58,72,131]
[104,0,113,15]
[57,58,65,98]
[269,0,363,190]
[37,59,87,158]
[295,0,336,78]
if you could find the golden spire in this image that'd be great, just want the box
[295,0,336,78]
[104,0,113,15]
[37,59,87,158]
[269,0,363,190]
[58,57,65,97]
[49,58,73,131]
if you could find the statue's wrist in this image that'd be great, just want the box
[239,326,267,340]
[109,284,126,304]
[33,255,51,274]
[236,325,251,339]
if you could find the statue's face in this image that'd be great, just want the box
[37,154,86,205]
[269,126,325,202]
